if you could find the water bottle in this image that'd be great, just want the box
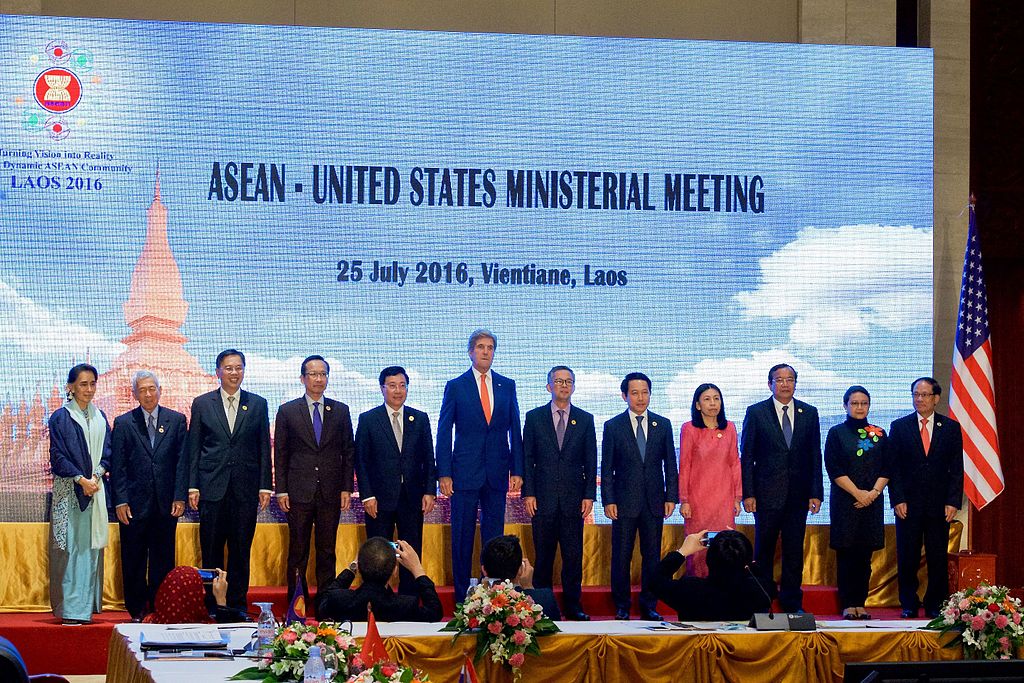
[303,645,327,683]
[255,602,275,652]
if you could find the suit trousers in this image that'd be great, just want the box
[531,502,584,611]
[286,486,341,601]
[753,502,807,612]
[199,485,259,611]
[365,483,425,596]
[834,546,874,609]
[451,484,507,601]
[610,511,663,613]
[119,510,178,618]
[895,513,950,612]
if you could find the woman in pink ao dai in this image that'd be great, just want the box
[678,383,742,577]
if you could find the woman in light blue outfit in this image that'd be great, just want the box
[48,363,111,624]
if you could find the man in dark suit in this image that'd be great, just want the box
[436,329,524,601]
[522,365,596,621]
[110,370,188,621]
[355,365,436,596]
[601,372,678,621]
[274,355,354,601]
[740,363,823,613]
[187,349,272,611]
[888,377,963,618]
[317,537,442,622]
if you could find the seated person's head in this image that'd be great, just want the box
[359,537,399,585]
[146,566,212,623]
[480,534,523,582]
[706,530,753,577]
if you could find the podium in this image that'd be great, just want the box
[947,550,997,590]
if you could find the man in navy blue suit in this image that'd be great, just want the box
[436,329,524,601]
[110,370,189,621]
[188,349,272,611]
[355,366,436,596]
[601,372,678,621]
[887,377,963,618]
[522,365,597,620]
[740,363,822,613]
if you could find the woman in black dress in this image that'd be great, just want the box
[825,385,889,620]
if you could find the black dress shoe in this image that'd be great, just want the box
[901,608,918,618]
[130,616,143,623]
[565,609,591,621]
[614,609,631,620]
[640,609,662,621]
[924,609,941,619]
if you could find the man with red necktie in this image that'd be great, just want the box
[887,376,964,618]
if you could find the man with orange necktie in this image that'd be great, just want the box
[887,377,963,618]
[436,329,524,601]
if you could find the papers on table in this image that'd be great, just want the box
[140,627,231,650]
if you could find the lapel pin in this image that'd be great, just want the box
[408,414,414,422]
[936,421,941,427]
[325,405,332,411]
[241,405,248,411]
[797,408,803,413]
[717,432,723,438]
[571,419,576,425]
[651,421,657,427]
[158,426,165,434]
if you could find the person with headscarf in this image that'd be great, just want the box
[48,363,111,625]
[144,566,239,623]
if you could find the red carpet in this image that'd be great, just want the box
[0,584,875,675]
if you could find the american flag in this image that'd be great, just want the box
[949,204,1003,508]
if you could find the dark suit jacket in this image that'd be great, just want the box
[436,369,524,491]
[316,568,442,622]
[187,389,272,502]
[654,551,775,621]
[887,411,963,514]
[110,406,188,518]
[600,410,678,518]
[48,405,112,512]
[354,404,436,510]
[274,396,354,503]
[740,398,823,510]
[521,402,597,510]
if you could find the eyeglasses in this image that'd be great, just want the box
[304,372,329,379]
[771,378,795,385]
[384,383,407,390]
[912,392,936,399]
[552,378,575,386]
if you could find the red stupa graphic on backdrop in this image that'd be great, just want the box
[0,171,216,518]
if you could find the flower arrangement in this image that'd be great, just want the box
[441,579,560,681]
[231,619,360,681]
[345,661,430,683]
[926,583,1024,660]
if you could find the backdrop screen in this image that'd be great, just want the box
[0,15,934,524]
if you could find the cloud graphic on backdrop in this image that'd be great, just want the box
[665,350,850,426]
[734,224,932,350]
[0,279,125,396]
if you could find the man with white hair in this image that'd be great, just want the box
[110,370,189,622]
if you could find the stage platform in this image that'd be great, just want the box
[1,584,897,677]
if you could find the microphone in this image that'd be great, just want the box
[745,565,774,618]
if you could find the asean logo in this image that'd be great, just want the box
[34,68,83,113]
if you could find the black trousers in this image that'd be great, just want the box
[286,487,341,600]
[610,511,663,613]
[364,484,424,596]
[753,502,807,612]
[198,487,258,611]
[835,546,874,609]
[895,512,950,612]
[119,508,177,618]
[531,501,584,612]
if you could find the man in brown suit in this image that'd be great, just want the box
[274,355,355,600]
